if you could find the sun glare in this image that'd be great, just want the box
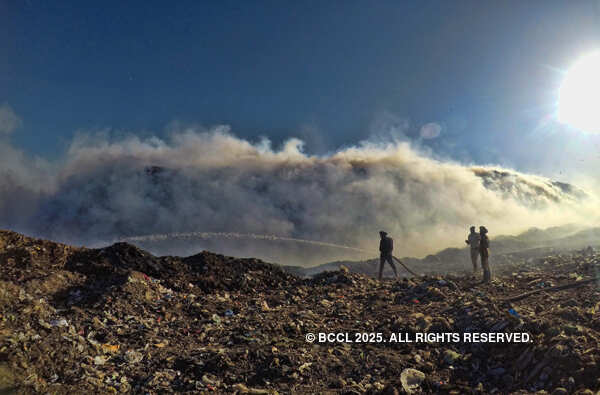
[558,51,600,133]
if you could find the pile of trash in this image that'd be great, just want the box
[1,230,600,394]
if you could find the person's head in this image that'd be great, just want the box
[470,226,476,233]
[479,226,488,234]
[379,231,387,238]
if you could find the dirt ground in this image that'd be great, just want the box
[1,229,599,394]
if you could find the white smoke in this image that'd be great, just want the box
[0,104,22,135]
[420,122,442,139]
[1,124,598,265]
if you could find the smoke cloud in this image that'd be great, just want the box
[1,124,598,266]
[420,122,442,139]
[0,104,22,135]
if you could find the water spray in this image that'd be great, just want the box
[119,231,372,254]
[119,231,420,276]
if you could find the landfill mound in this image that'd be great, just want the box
[1,230,600,394]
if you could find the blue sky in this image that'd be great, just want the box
[2,0,600,177]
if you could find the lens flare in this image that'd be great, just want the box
[558,51,600,133]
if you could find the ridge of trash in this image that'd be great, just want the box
[1,229,599,394]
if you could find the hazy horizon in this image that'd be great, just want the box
[2,1,600,264]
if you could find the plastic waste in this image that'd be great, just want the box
[2,229,600,394]
[400,368,425,394]
[49,318,69,327]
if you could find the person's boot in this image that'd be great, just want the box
[483,269,491,283]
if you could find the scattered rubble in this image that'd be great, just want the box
[1,230,600,394]
[400,368,426,393]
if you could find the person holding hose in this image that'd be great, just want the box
[378,231,398,280]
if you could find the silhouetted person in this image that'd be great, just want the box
[479,226,491,283]
[465,226,480,274]
[378,231,398,280]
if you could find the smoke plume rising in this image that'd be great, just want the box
[0,125,598,266]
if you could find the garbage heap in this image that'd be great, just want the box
[1,230,600,394]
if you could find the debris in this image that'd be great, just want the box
[125,350,143,363]
[102,344,120,354]
[400,368,425,393]
[47,318,68,328]
[233,383,273,394]
[501,278,597,303]
[443,350,461,364]
[2,229,600,393]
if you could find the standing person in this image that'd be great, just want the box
[465,226,480,275]
[378,231,398,280]
[479,226,491,283]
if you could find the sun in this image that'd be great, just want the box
[558,51,600,133]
